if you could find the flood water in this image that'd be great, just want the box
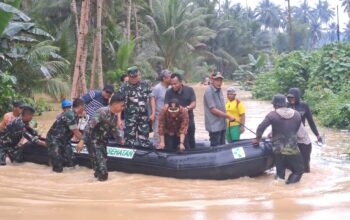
[0,85,350,220]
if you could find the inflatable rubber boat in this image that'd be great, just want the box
[22,138,274,180]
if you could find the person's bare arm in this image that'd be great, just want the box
[72,129,82,140]
[149,96,156,122]
[186,101,196,111]
[210,108,235,121]
[240,114,246,134]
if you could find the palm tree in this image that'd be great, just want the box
[293,0,312,24]
[255,0,282,30]
[341,0,350,18]
[328,22,337,42]
[343,21,350,42]
[145,0,216,71]
[314,0,334,25]
[71,0,90,98]
[309,17,322,48]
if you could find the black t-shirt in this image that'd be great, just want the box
[164,85,196,122]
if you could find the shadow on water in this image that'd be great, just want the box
[0,85,349,220]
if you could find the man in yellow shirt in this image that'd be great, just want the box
[225,87,246,142]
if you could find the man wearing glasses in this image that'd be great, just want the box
[119,66,155,148]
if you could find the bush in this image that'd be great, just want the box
[252,72,278,100]
[305,86,350,129]
[253,42,350,130]
[252,51,315,100]
[0,73,17,117]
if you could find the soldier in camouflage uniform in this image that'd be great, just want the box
[46,99,85,173]
[119,66,155,148]
[76,93,125,181]
[0,106,47,165]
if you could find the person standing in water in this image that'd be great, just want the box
[46,99,85,173]
[287,87,322,173]
[76,93,125,181]
[0,106,47,165]
[254,94,304,184]
[0,100,24,131]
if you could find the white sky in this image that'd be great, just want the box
[229,0,349,30]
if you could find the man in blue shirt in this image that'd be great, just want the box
[81,85,114,120]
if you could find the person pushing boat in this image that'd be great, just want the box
[76,93,125,181]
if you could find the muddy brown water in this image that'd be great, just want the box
[1,85,350,220]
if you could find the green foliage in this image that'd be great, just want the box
[308,42,350,93]
[252,72,278,100]
[0,0,23,36]
[254,42,350,129]
[253,50,315,99]
[0,72,17,116]
[305,86,350,129]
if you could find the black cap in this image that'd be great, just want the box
[272,94,287,107]
[103,84,114,94]
[169,98,179,104]
[13,100,24,108]
[21,105,35,114]
[127,66,139,76]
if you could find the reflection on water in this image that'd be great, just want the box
[0,85,349,220]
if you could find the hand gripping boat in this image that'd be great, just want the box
[22,138,274,180]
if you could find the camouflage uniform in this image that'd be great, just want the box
[119,81,153,148]
[0,117,40,165]
[83,107,122,180]
[46,109,79,172]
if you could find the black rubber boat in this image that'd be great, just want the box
[22,138,274,180]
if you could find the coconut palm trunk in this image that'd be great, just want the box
[70,0,80,41]
[90,39,98,89]
[71,0,90,98]
[126,0,132,40]
[96,0,104,89]
[132,2,139,38]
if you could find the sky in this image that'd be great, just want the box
[229,0,349,30]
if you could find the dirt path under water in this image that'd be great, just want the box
[0,85,349,220]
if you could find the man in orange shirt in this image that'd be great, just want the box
[0,101,24,131]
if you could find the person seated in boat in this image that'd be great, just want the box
[76,92,125,181]
[225,87,246,142]
[0,106,47,165]
[46,98,85,173]
[158,99,189,152]
[0,100,24,132]
[253,94,304,185]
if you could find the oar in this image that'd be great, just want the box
[229,120,256,135]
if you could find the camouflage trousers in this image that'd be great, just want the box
[46,138,75,172]
[124,113,153,148]
[86,142,108,181]
[0,143,23,165]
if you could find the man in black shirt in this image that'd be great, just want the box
[164,73,196,148]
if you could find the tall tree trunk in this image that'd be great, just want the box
[70,0,80,41]
[96,0,104,89]
[126,0,132,40]
[71,0,90,98]
[132,2,139,39]
[90,38,98,90]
